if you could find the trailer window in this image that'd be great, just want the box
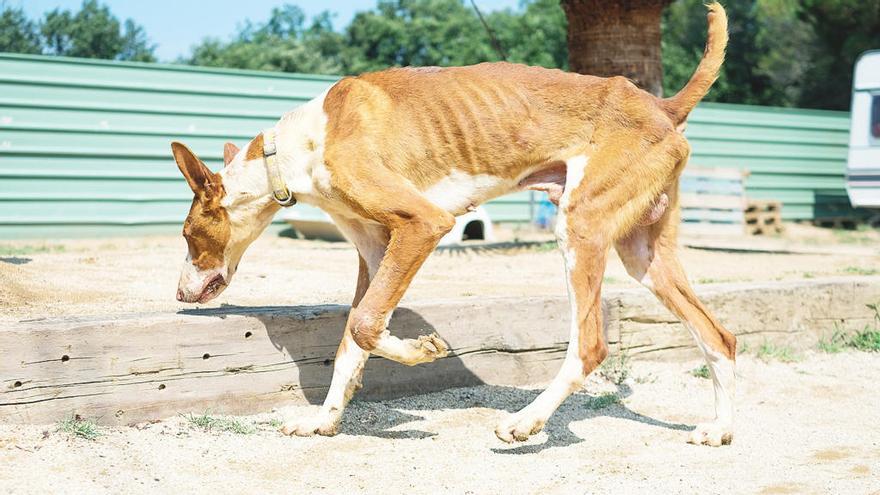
[873,96,880,139]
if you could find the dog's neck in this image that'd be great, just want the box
[272,88,333,204]
[216,89,333,239]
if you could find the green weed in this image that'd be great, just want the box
[56,415,102,440]
[756,342,799,363]
[820,303,880,353]
[0,244,66,256]
[184,412,256,434]
[690,364,711,379]
[598,349,630,385]
[818,327,848,354]
[587,392,621,410]
[842,266,879,276]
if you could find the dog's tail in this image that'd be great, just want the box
[661,2,728,125]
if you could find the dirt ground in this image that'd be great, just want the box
[1,223,878,322]
[0,351,877,494]
[1,225,879,493]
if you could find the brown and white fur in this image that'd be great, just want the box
[172,3,735,446]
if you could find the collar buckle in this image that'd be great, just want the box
[262,128,296,207]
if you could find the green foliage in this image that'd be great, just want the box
[690,364,711,379]
[0,0,155,61]
[57,415,102,440]
[187,5,344,74]
[0,5,41,53]
[586,392,621,410]
[818,326,848,353]
[798,0,880,110]
[0,244,65,256]
[756,341,799,362]
[848,328,880,352]
[663,0,880,110]
[342,0,499,73]
[598,349,630,385]
[843,266,880,276]
[663,0,813,107]
[486,0,568,69]
[185,412,256,434]
[821,303,880,352]
[186,0,565,75]
[3,0,877,110]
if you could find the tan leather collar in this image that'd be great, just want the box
[263,128,296,207]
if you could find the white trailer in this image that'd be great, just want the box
[848,50,880,212]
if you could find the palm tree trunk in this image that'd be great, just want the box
[561,0,671,96]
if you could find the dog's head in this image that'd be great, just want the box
[171,140,275,303]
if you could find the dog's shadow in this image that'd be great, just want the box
[338,383,692,455]
[182,303,692,454]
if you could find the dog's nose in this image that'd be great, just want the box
[176,289,185,302]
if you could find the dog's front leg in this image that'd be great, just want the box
[281,257,372,436]
[341,184,456,364]
[282,218,386,437]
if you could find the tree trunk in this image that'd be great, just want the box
[561,0,671,96]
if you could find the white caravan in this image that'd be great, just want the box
[848,50,880,211]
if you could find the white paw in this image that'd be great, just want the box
[280,413,340,437]
[398,332,450,365]
[687,421,733,447]
[416,333,449,360]
[494,412,546,443]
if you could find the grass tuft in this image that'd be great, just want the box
[184,412,256,434]
[848,328,880,352]
[756,342,800,363]
[819,303,880,353]
[818,327,848,354]
[0,244,66,256]
[56,415,102,440]
[690,364,711,379]
[843,266,879,276]
[587,392,621,410]
[598,349,630,385]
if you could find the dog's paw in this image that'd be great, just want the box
[494,412,546,443]
[687,421,732,447]
[280,413,339,437]
[396,332,449,365]
[417,332,449,360]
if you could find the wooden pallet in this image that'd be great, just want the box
[813,217,859,230]
[679,167,749,236]
[745,200,784,235]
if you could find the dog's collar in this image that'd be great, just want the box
[262,128,296,207]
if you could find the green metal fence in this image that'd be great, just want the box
[0,53,853,239]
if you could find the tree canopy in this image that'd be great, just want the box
[1,0,878,110]
[0,0,155,62]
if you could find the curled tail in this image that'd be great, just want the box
[661,2,728,125]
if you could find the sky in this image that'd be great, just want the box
[11,0,522,61]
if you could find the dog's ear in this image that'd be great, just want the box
[223,142,240,167]
[171,142,218,196]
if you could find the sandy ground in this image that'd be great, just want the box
[1,224,878,322]
[0,351,877,494]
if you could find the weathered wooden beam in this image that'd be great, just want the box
[2,277,878,425]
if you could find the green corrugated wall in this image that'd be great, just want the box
[0,53,853,239]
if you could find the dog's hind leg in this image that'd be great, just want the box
[615,182,737,447]
[496,132,689,443]
[282,219,387,436]
[496,156,609,442]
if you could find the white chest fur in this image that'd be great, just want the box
[422,170,515,215]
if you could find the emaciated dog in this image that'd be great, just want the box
[172,3,735,446]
